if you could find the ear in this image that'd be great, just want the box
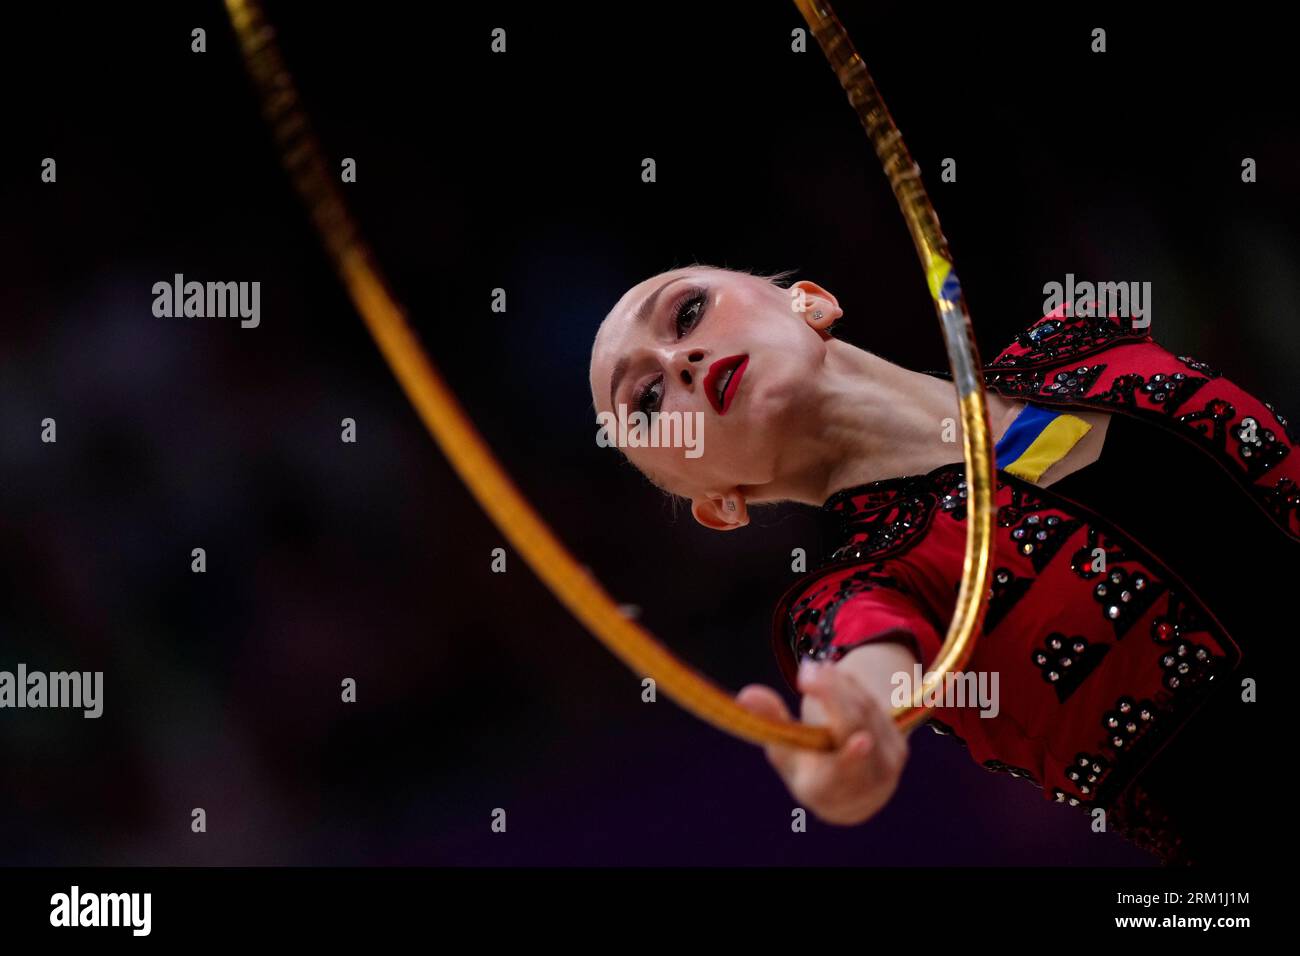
[787,279,842,335]
[691,493,750,531]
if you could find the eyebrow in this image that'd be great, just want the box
[608,276,686,409]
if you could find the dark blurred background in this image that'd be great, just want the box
[1,1,1295,865]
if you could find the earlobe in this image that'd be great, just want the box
[691,494,750,531]
[789,279,842,334]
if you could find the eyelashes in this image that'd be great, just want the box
[633,376,664,416]
[631,286,709,416]
[672,287,708,338]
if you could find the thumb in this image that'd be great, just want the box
[736,683,794,723]
[736,684,799,779]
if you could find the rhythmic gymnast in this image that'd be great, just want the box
[224,0,1287,866]
[590,264,1296,864]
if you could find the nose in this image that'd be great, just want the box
[675,349,706,387]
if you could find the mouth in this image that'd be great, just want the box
[703,354,749,415]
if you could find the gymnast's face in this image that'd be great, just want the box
[589,267,842,530]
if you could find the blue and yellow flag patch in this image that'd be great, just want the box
[994,403,1092,483]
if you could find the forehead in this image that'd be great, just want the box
[608,267,698,326]
[596,266,747,352]
[591,267,698,373]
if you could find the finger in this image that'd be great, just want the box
[807,729,872,785]
[832,729,875,777]
[798,660,871,741]
[846,691,908,780]
[735,684,800,779]
[800,674,901,788]
[736,683,794,722]
[796,728,890,814]
[823,661,904,760]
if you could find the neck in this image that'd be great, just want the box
[749,340,1023,507]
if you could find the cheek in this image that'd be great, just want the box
[625,443,710,493]
[736,350,809,429]
[696,417,782,485]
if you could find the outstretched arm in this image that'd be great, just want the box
[736,639,918,825]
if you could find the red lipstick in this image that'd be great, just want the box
[703,355,749,415]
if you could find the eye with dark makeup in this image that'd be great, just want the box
[672,287,707,338]
[633,376,664,416]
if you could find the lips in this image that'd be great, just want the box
[703,355,749,415]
